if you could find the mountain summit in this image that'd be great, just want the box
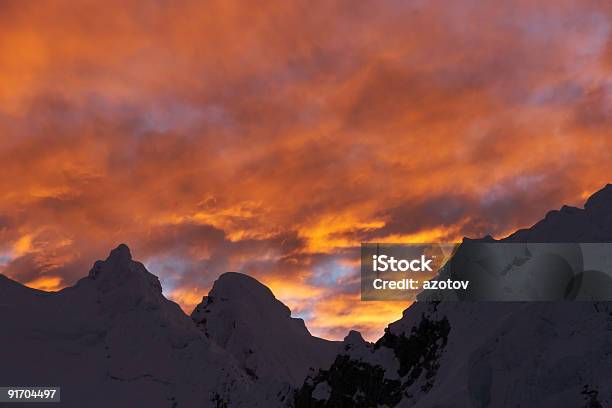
[192,272,338,389]
[296,184,612,407]
[585,183,612,211]
[505,183,612,242]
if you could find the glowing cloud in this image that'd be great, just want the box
[0,0,611,339]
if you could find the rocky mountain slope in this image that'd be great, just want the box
[191,272,339,404]
[0,245,335,407]
[295,185,612,407]
[3,185,612,407]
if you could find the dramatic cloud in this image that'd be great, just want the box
[0,0,611,339]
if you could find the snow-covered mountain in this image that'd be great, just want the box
[3,184,612,407]
[504,183,612,243]
[0,245,336,407]
[192,272,339,403]
[0,244,258,407]
[295,184,612,407]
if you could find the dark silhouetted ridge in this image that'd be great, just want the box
[295,183,612,408]
[503,184,612,242]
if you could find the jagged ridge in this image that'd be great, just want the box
[294,184,612,407]
[0,245,335,407]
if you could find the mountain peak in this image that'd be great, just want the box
[211,272,283,308]
[584,183,612,213]
[84,244,163,300]
[217,271,268,287]
[107,243,132,263]
[192,272,292,328]
[500,183,612,243]
[344,330,367,347]
[192,272,338,387]
[88,244,133,279]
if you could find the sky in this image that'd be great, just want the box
[0,0,611,340]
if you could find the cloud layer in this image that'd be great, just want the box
[1,0,611,339]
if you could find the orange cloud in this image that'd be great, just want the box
[13,234,34,257]
[0,0,611,340]
[167,286,207,314]
[25,275,63,292]
[308,293,410,341]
